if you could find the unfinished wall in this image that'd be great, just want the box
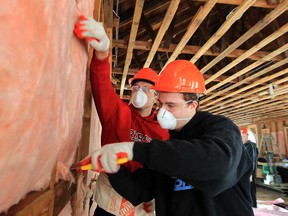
[247,118,288,158]
[0,0,95,213]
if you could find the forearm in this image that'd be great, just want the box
[90,53,124,126]
[94,50,109,60]
[108,166,154,206]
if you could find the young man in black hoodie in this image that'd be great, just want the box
[241,127,258,208]
[90,60,254,216]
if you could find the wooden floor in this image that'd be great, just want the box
[256,186,288,203]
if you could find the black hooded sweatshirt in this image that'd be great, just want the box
[109,111,254,216]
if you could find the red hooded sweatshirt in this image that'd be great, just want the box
[90,54,169,171]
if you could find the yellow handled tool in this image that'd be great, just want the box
[79,157,129,171]
[71,152,129,172]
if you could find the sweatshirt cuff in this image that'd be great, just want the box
[92,50,110,62]
[133,142,149,165]
[90,52,110,76]
[108,166,129,180]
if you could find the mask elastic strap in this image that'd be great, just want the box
[176,117,191,121]
[138,88,145,93]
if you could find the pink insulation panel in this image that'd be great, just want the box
[0,0,94,212]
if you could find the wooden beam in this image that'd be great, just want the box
[190,0,282,8]
[204,75,288,114]
[163,0,217,69]
[53,182,77,215]
[206,43,288,94]
[112,39,285,61]
[232,112,288,125]
[271,21,288,58]
[132,50,143,68]
[0,189,51,216]
[163,16,176,48]
[200,0,288,73]
[199,19,219,53]
[226,109,288,124]
[140,13,166,68]
[143,0,181,68]
[203,81,287,115]
[119,0,145,98]
[213,93,288,125]
[203,72,288,112]
[201,57,288,106]
[104,0,114,68]
[204,23,288,84]
[218,94,288,115]
[71,0,103,215]
[113,65,241,81]
[1,182,76,216]
[252,117,288,124]
[224,104,288,122]
[118,1,171,29]
[265,0,281,5]
[190,0,255,63]
[140,14,156,40]
[186,0,218,53]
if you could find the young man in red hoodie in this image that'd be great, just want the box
[74,16,169,216]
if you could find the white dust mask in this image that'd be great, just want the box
[131,89,148,108]
[157,108,192,130]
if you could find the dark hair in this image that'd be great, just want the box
[131,79,155,86]
[183,93,200,111]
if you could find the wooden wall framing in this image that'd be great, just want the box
[247,117,288,158]
[1,0,106,215]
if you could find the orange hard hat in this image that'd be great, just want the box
[151,60,206,94]
[240,127,248,135]
[129,68,158,86]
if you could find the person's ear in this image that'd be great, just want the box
[152,94,158,104]
[189,101,198,110]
